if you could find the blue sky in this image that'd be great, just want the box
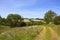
[0,0,60,18]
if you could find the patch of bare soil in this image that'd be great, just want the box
[48,27,60,40]
[34,27,46,40]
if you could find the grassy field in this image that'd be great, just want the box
[0,25,60,40]
[52,25,60,36]
[0,26,10,33]
[0,25,43,40]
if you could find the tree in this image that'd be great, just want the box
[44,10,57,24]
[7,14,23,27]
[0,16,2,25]
[54,16,60,25]
[1,18,6,25]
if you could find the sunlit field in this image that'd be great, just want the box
[0,25,43,40]
[0,25,60,40]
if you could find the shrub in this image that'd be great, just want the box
[20,22,26,27]
[54,16,60,25]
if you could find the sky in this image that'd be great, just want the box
[0,0,60,18]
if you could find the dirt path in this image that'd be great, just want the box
[34,27,60,40]
[48,27,60,40]
[34,27,46,40]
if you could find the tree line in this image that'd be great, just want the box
[0,14,26,27]
[44,10,60,25]
[0,10,60,27]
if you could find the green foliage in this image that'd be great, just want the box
[20,22,26,27]
[33,21,45,25]
[54,16,60,25]
[1,18,7,26]
[0,16,2,25]
[44,10,57,24]
[0,10,59,27]
[25,21,45,26]
[0,16,7,26]
[7,14,23,27]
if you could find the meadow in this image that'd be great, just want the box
[0,25,43,40]
[0,25,60,40]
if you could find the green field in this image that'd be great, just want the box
[0,25,60,40]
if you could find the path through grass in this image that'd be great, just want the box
[0,25,60,40]
[34,26,60,40]
[43,27,51,40]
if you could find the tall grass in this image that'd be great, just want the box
[0,25,43,40]
[0,25,10,33]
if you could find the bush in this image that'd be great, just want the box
[20,22,26,27]
[54,16,60,25]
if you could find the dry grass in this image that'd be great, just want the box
[0,25,60,40]
[0,25,43,40]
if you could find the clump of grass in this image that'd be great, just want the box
[43,27,51,40]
